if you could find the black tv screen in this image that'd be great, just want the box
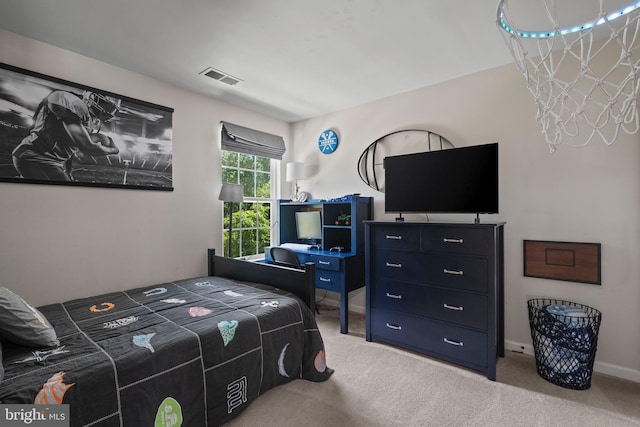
[384,143,498,214]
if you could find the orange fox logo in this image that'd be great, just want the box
[34,371,75,404]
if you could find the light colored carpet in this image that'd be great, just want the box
[225,308,640,426]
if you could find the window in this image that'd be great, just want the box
[221,150,274,258]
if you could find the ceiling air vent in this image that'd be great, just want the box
[200,67,243,86]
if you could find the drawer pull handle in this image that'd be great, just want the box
[443,238,464,244]
[443,269,464,276]
[386,293,402,300]
[385,323,402,330]
[443,303,464,311]
[318,260,331,265]
[444,338,464,347]
[386,235,403,240]
[386,262,402,268]
[319,277,331,282]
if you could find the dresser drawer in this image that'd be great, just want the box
[423,254,488,292]
[316,270,343,292]
[370,308,488,368]
[370,225,421,251]
[371,251,488,292]
[309,255,341,271]
[370,280,487,329]
[371,250,427,283]
[422,227,493,255]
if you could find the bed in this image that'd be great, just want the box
[0,249,333,426]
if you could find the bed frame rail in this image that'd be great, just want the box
[207,249,316,314]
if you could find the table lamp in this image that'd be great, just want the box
[218,183,244,257]
[286,162,305,201]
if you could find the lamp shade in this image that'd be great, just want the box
[286,162,305,182]
[218,183,244,203]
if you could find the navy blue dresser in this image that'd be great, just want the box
[364,221,505,380]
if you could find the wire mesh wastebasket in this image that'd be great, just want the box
[527,298,602,390]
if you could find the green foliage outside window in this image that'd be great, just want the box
[221,151,272,257]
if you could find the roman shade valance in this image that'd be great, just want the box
[221,121,286,160]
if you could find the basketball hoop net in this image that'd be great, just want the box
[497,0,640,152]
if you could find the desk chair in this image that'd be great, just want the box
[270,246,320,314]
[270,246,301,268]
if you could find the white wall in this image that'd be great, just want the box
[0,30,290,305]
[290,61,640,381]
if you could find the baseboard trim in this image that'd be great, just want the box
[505,340,640,384]
[350,303,365,315]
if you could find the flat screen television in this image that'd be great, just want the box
[295,210,322,242]
[384,143,498,216]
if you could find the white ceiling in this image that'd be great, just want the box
[0,0,597,122]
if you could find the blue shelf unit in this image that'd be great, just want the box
[269,196,373,333]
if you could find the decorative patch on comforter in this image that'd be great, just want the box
[218,320,239,347]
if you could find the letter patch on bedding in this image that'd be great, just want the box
[217,320,239,346]
[34,371,74,404]
[144,287,167,296]
[155,397,183,427]
[103,316,139,329]
[161,298,186,304]
[227,376,247,414]
[14,346,69,363]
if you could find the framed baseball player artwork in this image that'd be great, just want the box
[0,63,173,191]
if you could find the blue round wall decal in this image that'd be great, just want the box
[318,129,339,154]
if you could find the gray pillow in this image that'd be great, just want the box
[0,287,59,347]
[0,339,3,382]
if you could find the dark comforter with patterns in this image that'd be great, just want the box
[0,275,333,426]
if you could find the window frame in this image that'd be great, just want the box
[221,150,278,259]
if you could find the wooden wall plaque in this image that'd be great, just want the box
[523,240,601,285]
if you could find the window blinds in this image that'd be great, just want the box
[220,121,286,160]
